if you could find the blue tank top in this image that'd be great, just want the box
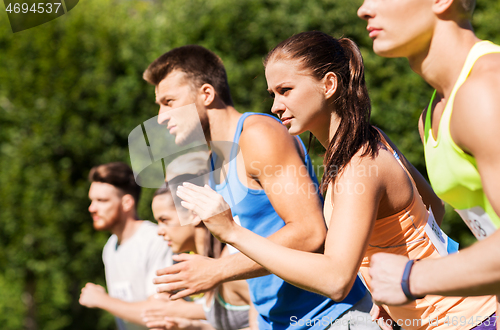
[209,113,366,330]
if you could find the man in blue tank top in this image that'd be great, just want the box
[142,45,377,329]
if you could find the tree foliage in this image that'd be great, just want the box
[0,0,498,328]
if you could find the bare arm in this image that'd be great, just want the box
[248,301,259,330]
[411,230,500,297]
[154,118,327,299]
[370,231,500,306]
[177,153,383,301]
[80,283,205,326]
[79,283,155,326]
[370,59,500,304]
[95,296,157,326]
[222,118,329,278]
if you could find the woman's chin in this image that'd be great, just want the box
[287,126,304,136]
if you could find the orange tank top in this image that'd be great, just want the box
[358,134,496,330]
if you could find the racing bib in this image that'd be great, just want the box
[109,281,133,302]
[455,206,497,240]
[424,208,459,256]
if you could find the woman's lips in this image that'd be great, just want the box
[281,117,293,125]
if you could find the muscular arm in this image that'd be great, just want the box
[155,117,327,298]
[216,119,328,281]
[370,59,500,304]
[410,230,500,297]
[225,117,326,279]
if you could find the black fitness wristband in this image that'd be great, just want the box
[401,259,425,301]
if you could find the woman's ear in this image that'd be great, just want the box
[323,72,338,99]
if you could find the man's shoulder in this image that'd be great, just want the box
[103,234,117,252]
[240,113,287,135]
[455,51,500,115]
[102,234,117,262]
[464,50,500,87]
[451,53,500,152]
[471,51,500,74]
[238,114,298,157]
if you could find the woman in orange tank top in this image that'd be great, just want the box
[176,31,497,330]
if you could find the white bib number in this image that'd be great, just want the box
[109,282,134,302]
[424,208,452,256]
[455,206,497,240]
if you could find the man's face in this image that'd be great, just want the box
[155,70,208,146]
[88,182,124,232]
[357,0,435,58]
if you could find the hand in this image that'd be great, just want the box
[142,304,192,330]
[79,282,108,308]
[370,304,393,330]
[142,307,168,330]
[153,253,221,300]
[163,316,194,330]
[149,293,173,302]
[176,183,236,243]
[369,253,411,306]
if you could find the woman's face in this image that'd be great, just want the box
[265,59,332,136]
[152,193,196,254]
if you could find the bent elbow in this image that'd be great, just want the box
[305,226,327,252]
[328,289,349,302]
[326,277,352,302]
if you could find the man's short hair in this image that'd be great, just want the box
[143,45,233,106]
[89,162,141,205]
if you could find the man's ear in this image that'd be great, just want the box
[121,194,136,213]
[199,84,216,107]
[432,0,454,15]
[323,72,338,99]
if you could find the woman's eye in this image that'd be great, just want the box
[280,88,291,95]
[268,92,275,99]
